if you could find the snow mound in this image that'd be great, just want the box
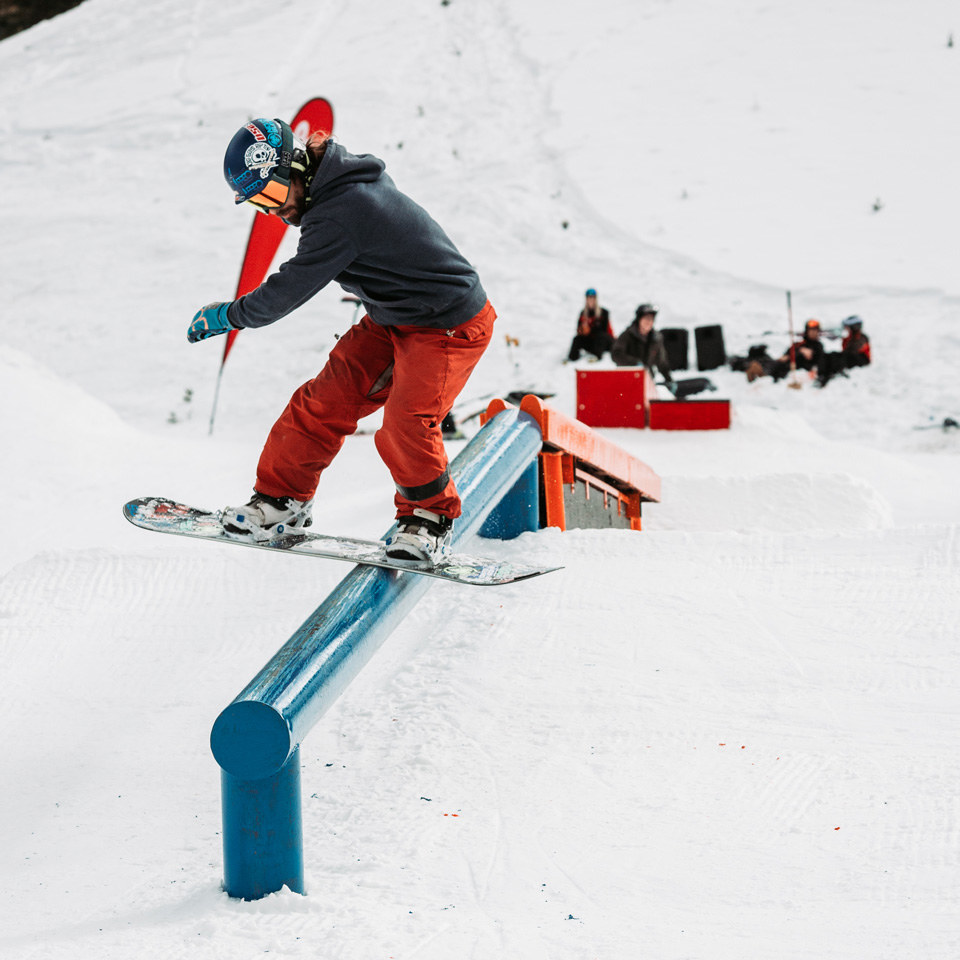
[0,344,134,449]
[657,472,894,533]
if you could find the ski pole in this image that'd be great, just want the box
[786,290,802,390]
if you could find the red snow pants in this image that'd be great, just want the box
[254,300,496,519]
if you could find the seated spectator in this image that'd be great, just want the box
[840,315,871,368]
[611,304,673,383]
[817,315,872,386]
[772,318,824,382]
[567,288,614,361]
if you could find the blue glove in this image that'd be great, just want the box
[188,302,234,343]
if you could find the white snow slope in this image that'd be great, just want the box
[1,1,959,958]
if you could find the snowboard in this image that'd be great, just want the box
[122,497,560,586]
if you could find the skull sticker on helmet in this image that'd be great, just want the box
[244,142,279,180]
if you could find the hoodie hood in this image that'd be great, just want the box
[308,141,385,203]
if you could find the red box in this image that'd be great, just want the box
[648,399,731,430]
[576,369,654,428]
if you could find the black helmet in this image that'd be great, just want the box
[636,303,658,318]
[223,118,308,211]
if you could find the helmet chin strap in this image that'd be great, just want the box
[293,134,326,211]
[286,127,311,205]
[301,173,315,210]
[299,134,332,211]
[300,162,317,209]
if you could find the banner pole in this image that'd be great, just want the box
[209,358,226,436]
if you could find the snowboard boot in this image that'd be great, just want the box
[385,508,453,563]
[221,492,313,541]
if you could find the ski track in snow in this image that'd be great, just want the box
[3,522,957,956]
[1,0,959,958]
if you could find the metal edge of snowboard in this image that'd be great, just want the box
[122,498,560,586]
[278,533,557,585]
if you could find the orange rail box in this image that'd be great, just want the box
[482,395,661,532]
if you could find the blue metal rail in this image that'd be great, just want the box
[210,407,542,899]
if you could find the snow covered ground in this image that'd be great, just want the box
[1,1,958,957]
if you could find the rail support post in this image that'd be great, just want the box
[221,748,304,899]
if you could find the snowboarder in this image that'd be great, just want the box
[611,304,673,383]
[567,288,614,361]
[187,118,495,561]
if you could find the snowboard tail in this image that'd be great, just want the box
[122,498,560,586]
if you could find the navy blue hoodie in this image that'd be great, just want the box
[228,142,487,330]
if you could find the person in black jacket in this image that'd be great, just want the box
[772,319,825,381]
[567,288,614,360]
[611,304,673,382]
[186,118,494,562]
